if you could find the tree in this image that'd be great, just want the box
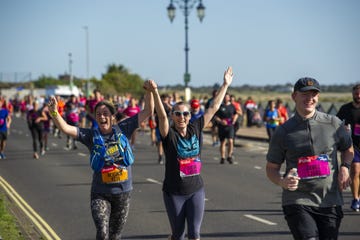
[98,64,145,97]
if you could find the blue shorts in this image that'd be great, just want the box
[155,127,161,143]
[353,148,360,163]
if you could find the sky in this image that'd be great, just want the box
[0,0,359,87]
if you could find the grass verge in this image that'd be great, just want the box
[0,192,25,240]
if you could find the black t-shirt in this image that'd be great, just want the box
[337,102,360,149]
[215,103,236,129]
[162,116,204,195]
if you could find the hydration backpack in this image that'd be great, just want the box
[89,127,134,172]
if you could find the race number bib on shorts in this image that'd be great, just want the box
[178,156,202,177]
[297,154,330,179]
[101,165,128,184]
[354,124,360,136]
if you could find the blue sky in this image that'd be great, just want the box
[1,0,359,87]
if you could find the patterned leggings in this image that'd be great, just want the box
[91,191,131,240]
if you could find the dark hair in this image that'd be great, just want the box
[115,112,126,122]
[172,101,189,112]
[352,84,360,91]
[94,101,116,115]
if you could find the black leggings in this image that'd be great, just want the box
[29,126,43,152]
[163,187,205,240]
[91,192,131,240]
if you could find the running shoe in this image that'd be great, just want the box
[0,153,4,159]
[158,155,164,165]
[350,199,360,212]
[33,152,39,159]
[227,156,234,164]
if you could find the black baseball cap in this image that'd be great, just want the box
[294,77,321,92]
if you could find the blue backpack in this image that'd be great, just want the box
[89,127,134,172]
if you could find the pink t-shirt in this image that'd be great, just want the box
[123,106,140,117]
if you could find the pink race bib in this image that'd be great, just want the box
[178,156,202,177]
[226,118,233,126]
[297,155,330,179]
[354,124,360,136]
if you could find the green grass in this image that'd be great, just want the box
[0,193,25,240]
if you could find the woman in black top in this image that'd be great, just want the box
[149,67,234,240]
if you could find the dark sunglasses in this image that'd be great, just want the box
[173,111,191,117]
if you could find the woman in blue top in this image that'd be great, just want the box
[263,100,281,142]
[148,67,233,240]
[47,81,154,240]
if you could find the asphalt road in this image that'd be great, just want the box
[0,116,359,240]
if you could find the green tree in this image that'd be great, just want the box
[98,64,145,97]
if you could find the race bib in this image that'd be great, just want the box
[178,156,202,177]
[297,154,330,179]
[226,118,233,126]
[101,165,128,184]
[354,124,360,136]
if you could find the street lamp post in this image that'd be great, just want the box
[167,0,205,88]
[68,52,73,91]
[83,26,90,97]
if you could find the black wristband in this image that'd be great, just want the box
[340,162,351,169]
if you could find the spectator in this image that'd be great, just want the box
[244,96,257,127]
[190,99,204,123]
[276,98,289,125]
[263,100,280,141]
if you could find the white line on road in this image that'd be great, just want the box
[146,178,162,185]
[78,153,87,157]
[244,214,277,225]
[254,165,262,170]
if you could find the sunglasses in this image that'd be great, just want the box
[173,111,191,117]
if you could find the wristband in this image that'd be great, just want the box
[50,111,58,117]
[340,162,351,169]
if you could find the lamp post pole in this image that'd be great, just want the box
[167,0,205,88]
[83,26,90,97]
[68,52,73,91]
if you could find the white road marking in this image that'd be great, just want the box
[244,214,277,225]
[254,165,262,170]
[78,153,87,157]
[146,178,162,185]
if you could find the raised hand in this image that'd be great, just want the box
[223,66,234,85]
[48,96,58,113]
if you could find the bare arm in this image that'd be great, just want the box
[266,161,299,191]
[338,146,354,191]
[203,66,233,127]
[6,114,12,129]
[48,96,78,138]
[148,80,169,138]
[137,83,154,124]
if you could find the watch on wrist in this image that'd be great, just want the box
[340,162,351,169]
